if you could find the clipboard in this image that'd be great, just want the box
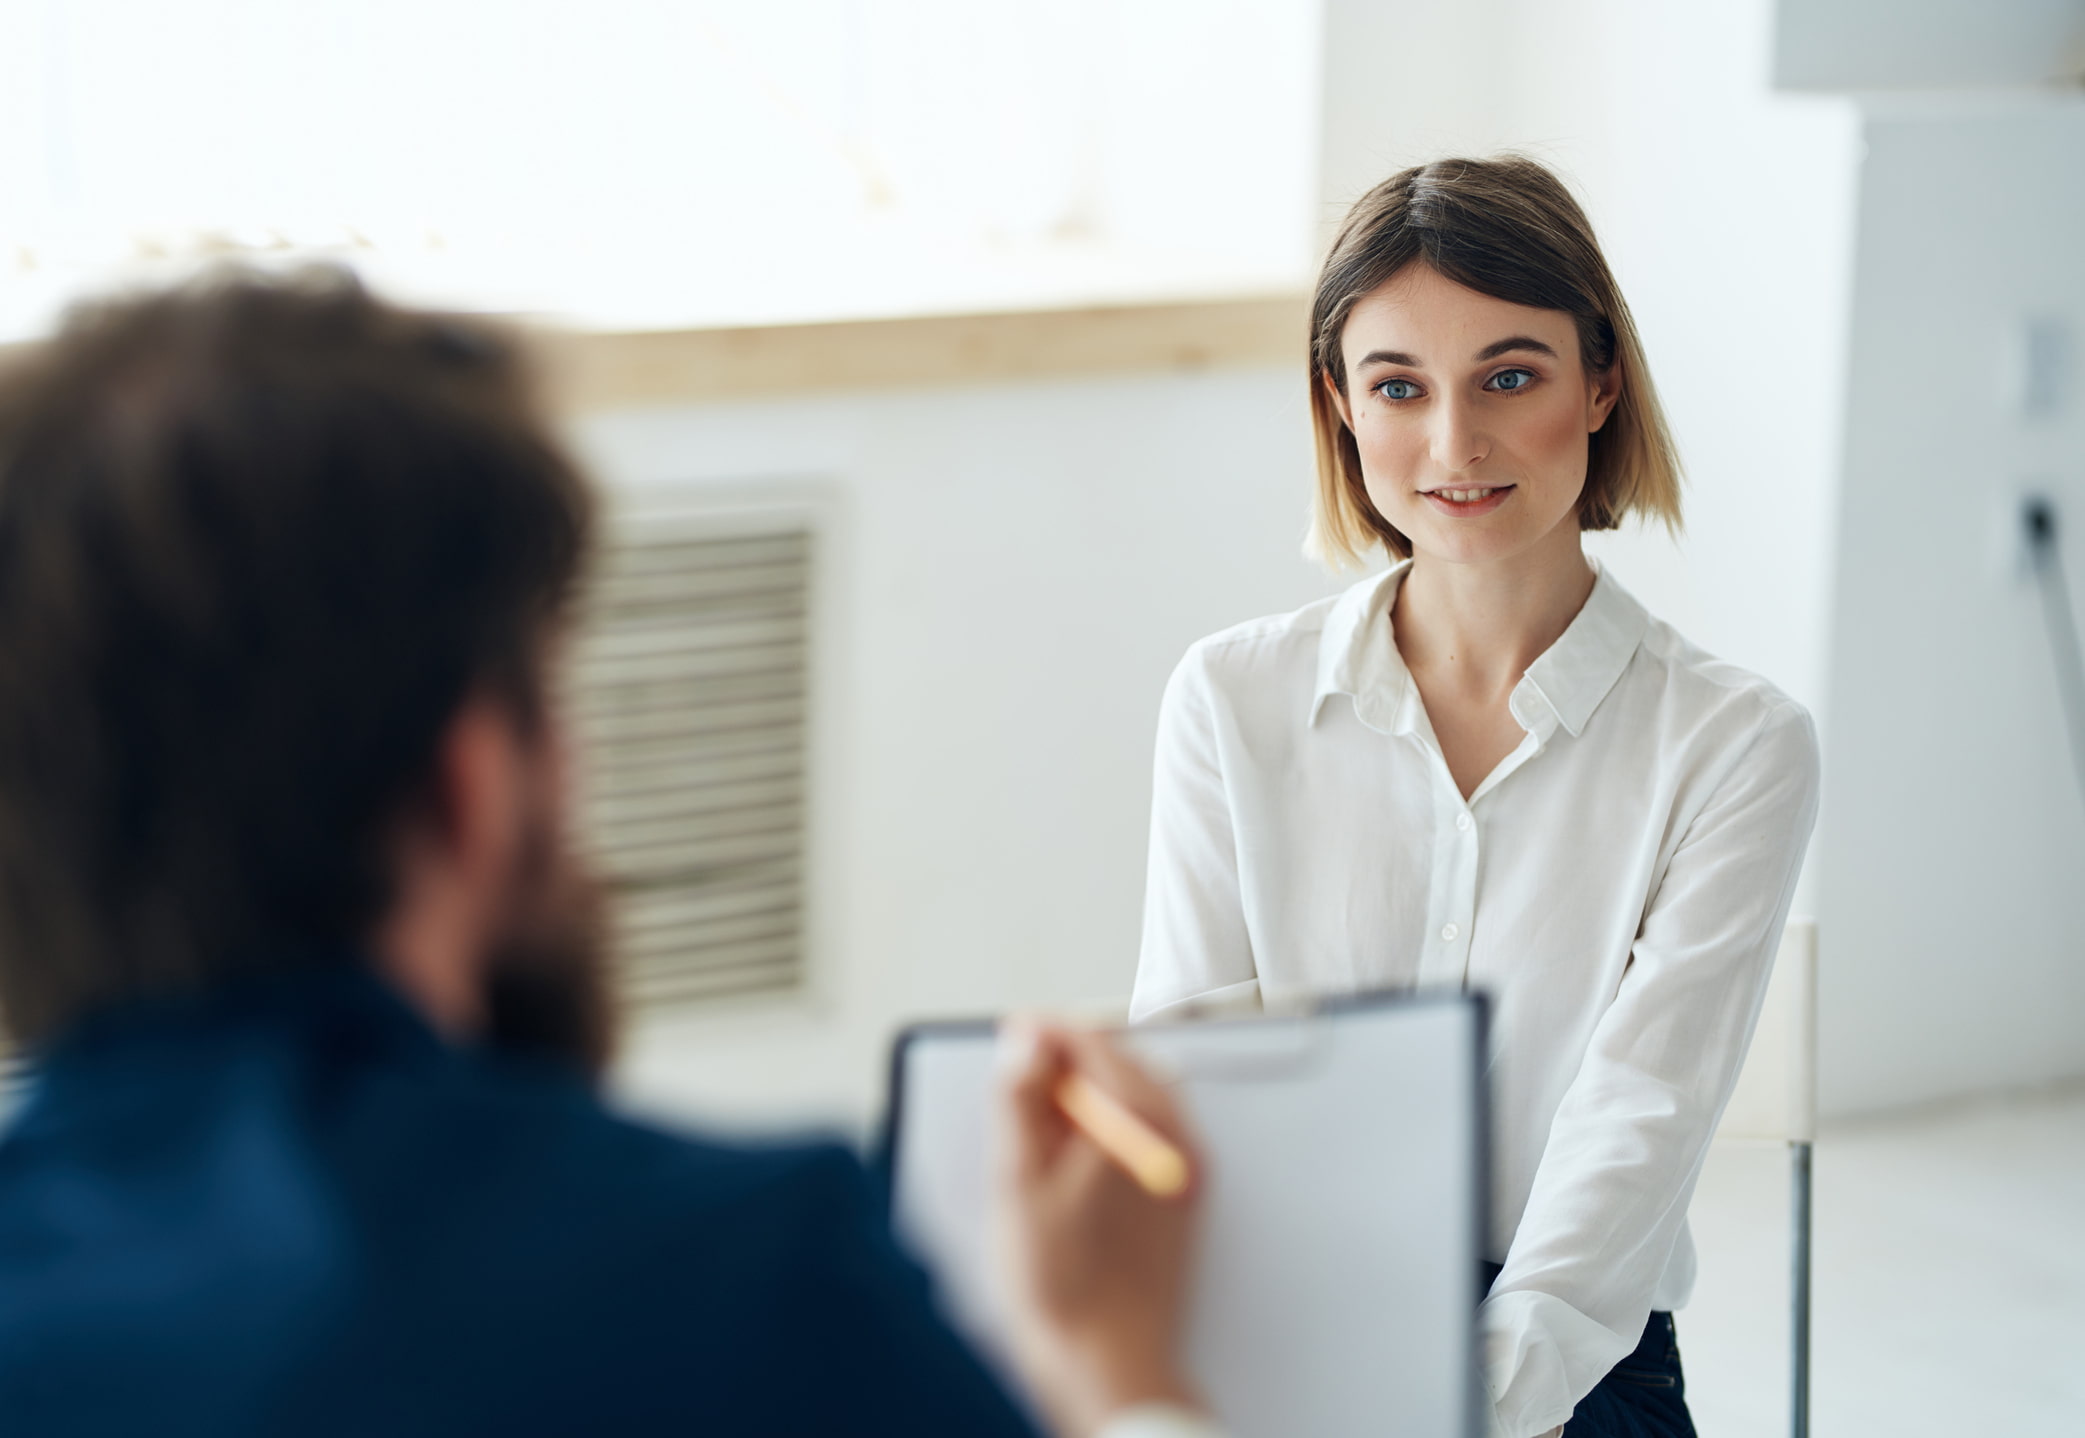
[885,991,1488,1438]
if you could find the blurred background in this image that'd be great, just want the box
[5,0,2083,1432]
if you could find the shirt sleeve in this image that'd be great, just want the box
[1477,700,1822,1438]
[1130,646,1261,1022]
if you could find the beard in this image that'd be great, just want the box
[479,811,618,1081]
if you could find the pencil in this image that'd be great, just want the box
[1055,1071,1191,1199]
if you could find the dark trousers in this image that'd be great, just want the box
[1480,1266,1697,1438]
[1560,1308,1697,1438]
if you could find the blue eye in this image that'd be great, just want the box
[1486,368,1536,393]
[1377,378,1421,401]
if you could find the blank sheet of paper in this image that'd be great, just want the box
[889,993,1486,1438]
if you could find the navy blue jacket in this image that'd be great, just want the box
[0,964,1039,1437]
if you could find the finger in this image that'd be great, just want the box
[999,1017,1077,1112]
[996,1016,1074,1180]
[1063,1029,1197,1151]
[1052,1122,1116,1203]
[1056,1033,1200,1203]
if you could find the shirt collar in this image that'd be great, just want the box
[1311,557,1649,739]
[1310,561,1417,734]
[1520,561,1650,736]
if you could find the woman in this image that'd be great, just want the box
[1131,156,1819,1438]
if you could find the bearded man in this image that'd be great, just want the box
[0,271,1213,1438]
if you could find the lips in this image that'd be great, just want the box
[1419,484,1515,517]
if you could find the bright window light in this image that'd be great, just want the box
[1,0,1321,338]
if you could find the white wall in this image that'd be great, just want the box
[1774,0,2085,91]
[1818,97,2085,1111]
[584,367,1336,1134]
[0,0,1325,339]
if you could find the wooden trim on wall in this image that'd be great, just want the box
[543,292,1308,413]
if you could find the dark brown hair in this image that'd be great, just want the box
[0,267,594,1045]
[1308,154,1683,564]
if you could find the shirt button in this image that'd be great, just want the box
[1441,923,1459,942]
[1456,813,1473,832]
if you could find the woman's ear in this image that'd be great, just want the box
[1321,369,1354,432]
[1587,364,1622,434]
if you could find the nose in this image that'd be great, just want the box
[1430,391,1490,475]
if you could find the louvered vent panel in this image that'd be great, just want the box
[572,524,811,1007]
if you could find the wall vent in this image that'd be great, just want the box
[570,517,812,1008]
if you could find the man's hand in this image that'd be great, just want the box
[992,1019,1206,1438]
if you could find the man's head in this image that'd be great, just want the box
[0,267,612,1068]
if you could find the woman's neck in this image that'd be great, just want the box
[1391,525,1597,703]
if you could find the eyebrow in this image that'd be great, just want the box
[1355,335,1559,369]
[1475,335,1557,362]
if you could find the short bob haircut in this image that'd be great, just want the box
[1307,154,1683,567]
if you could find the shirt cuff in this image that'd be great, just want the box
[1095,1402,1226,1438]
[1479,1289,1626,1437]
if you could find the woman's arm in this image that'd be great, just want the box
[1478,699,1822,1438]
[1129,647,1259,1022]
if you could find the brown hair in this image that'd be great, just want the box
[1307,154,1683,565]
[0,267,594,1045]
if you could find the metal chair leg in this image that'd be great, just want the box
[1791,1139,1812,1438]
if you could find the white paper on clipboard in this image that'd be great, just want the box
[886,992,1487,1438]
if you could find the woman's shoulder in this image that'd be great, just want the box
[1172,571,1389,685]
[1628,610,1819,774]
[1634,613,1806,711]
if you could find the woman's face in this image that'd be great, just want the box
[1331,264,1619,567]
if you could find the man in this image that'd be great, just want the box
[0,270,1218,1437]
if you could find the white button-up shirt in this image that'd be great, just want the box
[1131,560,1820,1438]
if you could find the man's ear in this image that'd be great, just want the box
[373,693,530,1038]
[433,697,528,896]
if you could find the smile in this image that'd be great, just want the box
[1420,484,1515,516]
